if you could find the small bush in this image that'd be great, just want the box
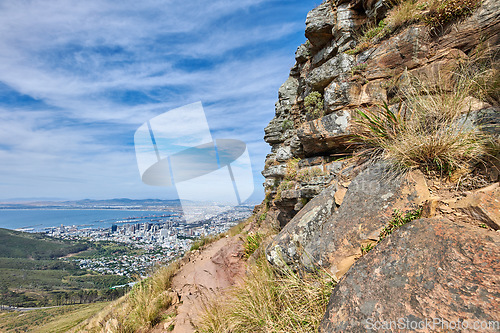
[304,91,324,120]
[296,167,326,182]
[426,0,482,28]
[284,158,300,181]
[282,119,294,131]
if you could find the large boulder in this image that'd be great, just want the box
[303,162,430,278]
[306,53,355,91]
[336,2,367,34]
[359,26,430,80]
[297,110,353,156]
[267,183,337,271]
[305,1,335,49]
[320,217,500,332]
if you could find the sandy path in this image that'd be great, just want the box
[153,235,245,332]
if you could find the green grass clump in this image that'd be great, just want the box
[360,208,422,256]
[197,254,335,333]
[274,180,295,201]
[296,167,326,182]
[360,243,375,255]
[304,91,324,120]
[243,233,263,259]
[378,208,422,242]
[190,235,219,251]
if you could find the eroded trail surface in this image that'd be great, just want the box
[153,235,245,333]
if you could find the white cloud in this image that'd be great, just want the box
[0,0,314,200]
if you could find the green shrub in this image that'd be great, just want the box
[282,119,294,131]
[304,91,324,119]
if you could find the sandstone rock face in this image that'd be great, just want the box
[297,110,352,156]
[303,163,430,278]
[306,53,355,90]
[319,217,500,332]
[449,186,500,230]
[305,1,335,49]
[360,26,430,80]
[259,0,499,237]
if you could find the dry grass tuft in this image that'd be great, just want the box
[197,255,335,333]
[354,60,494,175]
[74,261,180,332]
[347,0,483,54]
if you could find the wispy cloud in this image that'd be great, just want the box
[0,0,314,200]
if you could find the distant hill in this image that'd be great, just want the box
[0,228,89,259]
[0,198,184,209]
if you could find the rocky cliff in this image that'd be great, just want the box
[258,0,499,331]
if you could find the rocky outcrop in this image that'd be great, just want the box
[260,0,500,238]
[260,1,499,329]
[319,217,500,332]
[297,110,352,156]
[305,2,336,49]
[267,162,430,278]
[267,183,337,271]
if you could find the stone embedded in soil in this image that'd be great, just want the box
[319,217,500,332]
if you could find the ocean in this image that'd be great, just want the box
[0,209,175,231]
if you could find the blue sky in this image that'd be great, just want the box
[0,0,319,201]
